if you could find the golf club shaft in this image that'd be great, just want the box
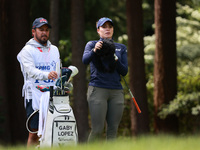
[60,60,63,90]
[128,89,142,113]
[122,76,142,113]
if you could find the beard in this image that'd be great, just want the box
[35,34,48,45]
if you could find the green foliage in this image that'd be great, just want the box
[142,3,200,133]
[158,92,200,119]
[143,34,155,133]
[58,40,72,67]
[144,35,155,78]
[156,3,200,133]
[157,91,200,133]
[117,34,128,46]
[177,61,200,93]
[158,59,200,121]
[178,44,200,61]
[158,3,200,113]
[176,4,200,51]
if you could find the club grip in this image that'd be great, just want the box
[50,86,53,101]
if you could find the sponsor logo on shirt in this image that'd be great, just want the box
[35,61,56,71]
[35,61,56,84]
[115,49,121,51]
[36,62,51,70]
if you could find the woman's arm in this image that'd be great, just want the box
[116,45,128,76]
[82,41,96,64]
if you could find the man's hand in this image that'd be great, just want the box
[48,71,58,81]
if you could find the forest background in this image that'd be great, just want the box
[1,0,200,145]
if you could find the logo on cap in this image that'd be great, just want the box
[32,17,51,29]
[40,18,47,23]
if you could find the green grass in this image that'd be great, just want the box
[2,134,200,150]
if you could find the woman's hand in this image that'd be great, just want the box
[93,41,103,52]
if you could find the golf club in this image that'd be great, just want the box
[122,76,142,113]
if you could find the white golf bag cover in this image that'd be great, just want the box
[40,95,78,147]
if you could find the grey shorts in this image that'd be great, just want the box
[26,99,39,130]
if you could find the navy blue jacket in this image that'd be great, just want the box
[82,39,128,89]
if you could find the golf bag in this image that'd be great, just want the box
[40,87,78,147]
[25,64,79,147]
[39,66,79,147]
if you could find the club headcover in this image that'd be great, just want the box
[55,66,79,87]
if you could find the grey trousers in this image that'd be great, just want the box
[87,86,124,142]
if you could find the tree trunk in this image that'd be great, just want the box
[126,0,149,135]
[50,0,59,46]
[71,0,89,143]
[0,0,11,143]
[0,0,30,144]
[154,0,178,133]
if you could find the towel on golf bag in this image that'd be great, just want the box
[38,91,50,139]
[25,89,50,134]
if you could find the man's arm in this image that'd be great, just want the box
[19,48,57,80]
